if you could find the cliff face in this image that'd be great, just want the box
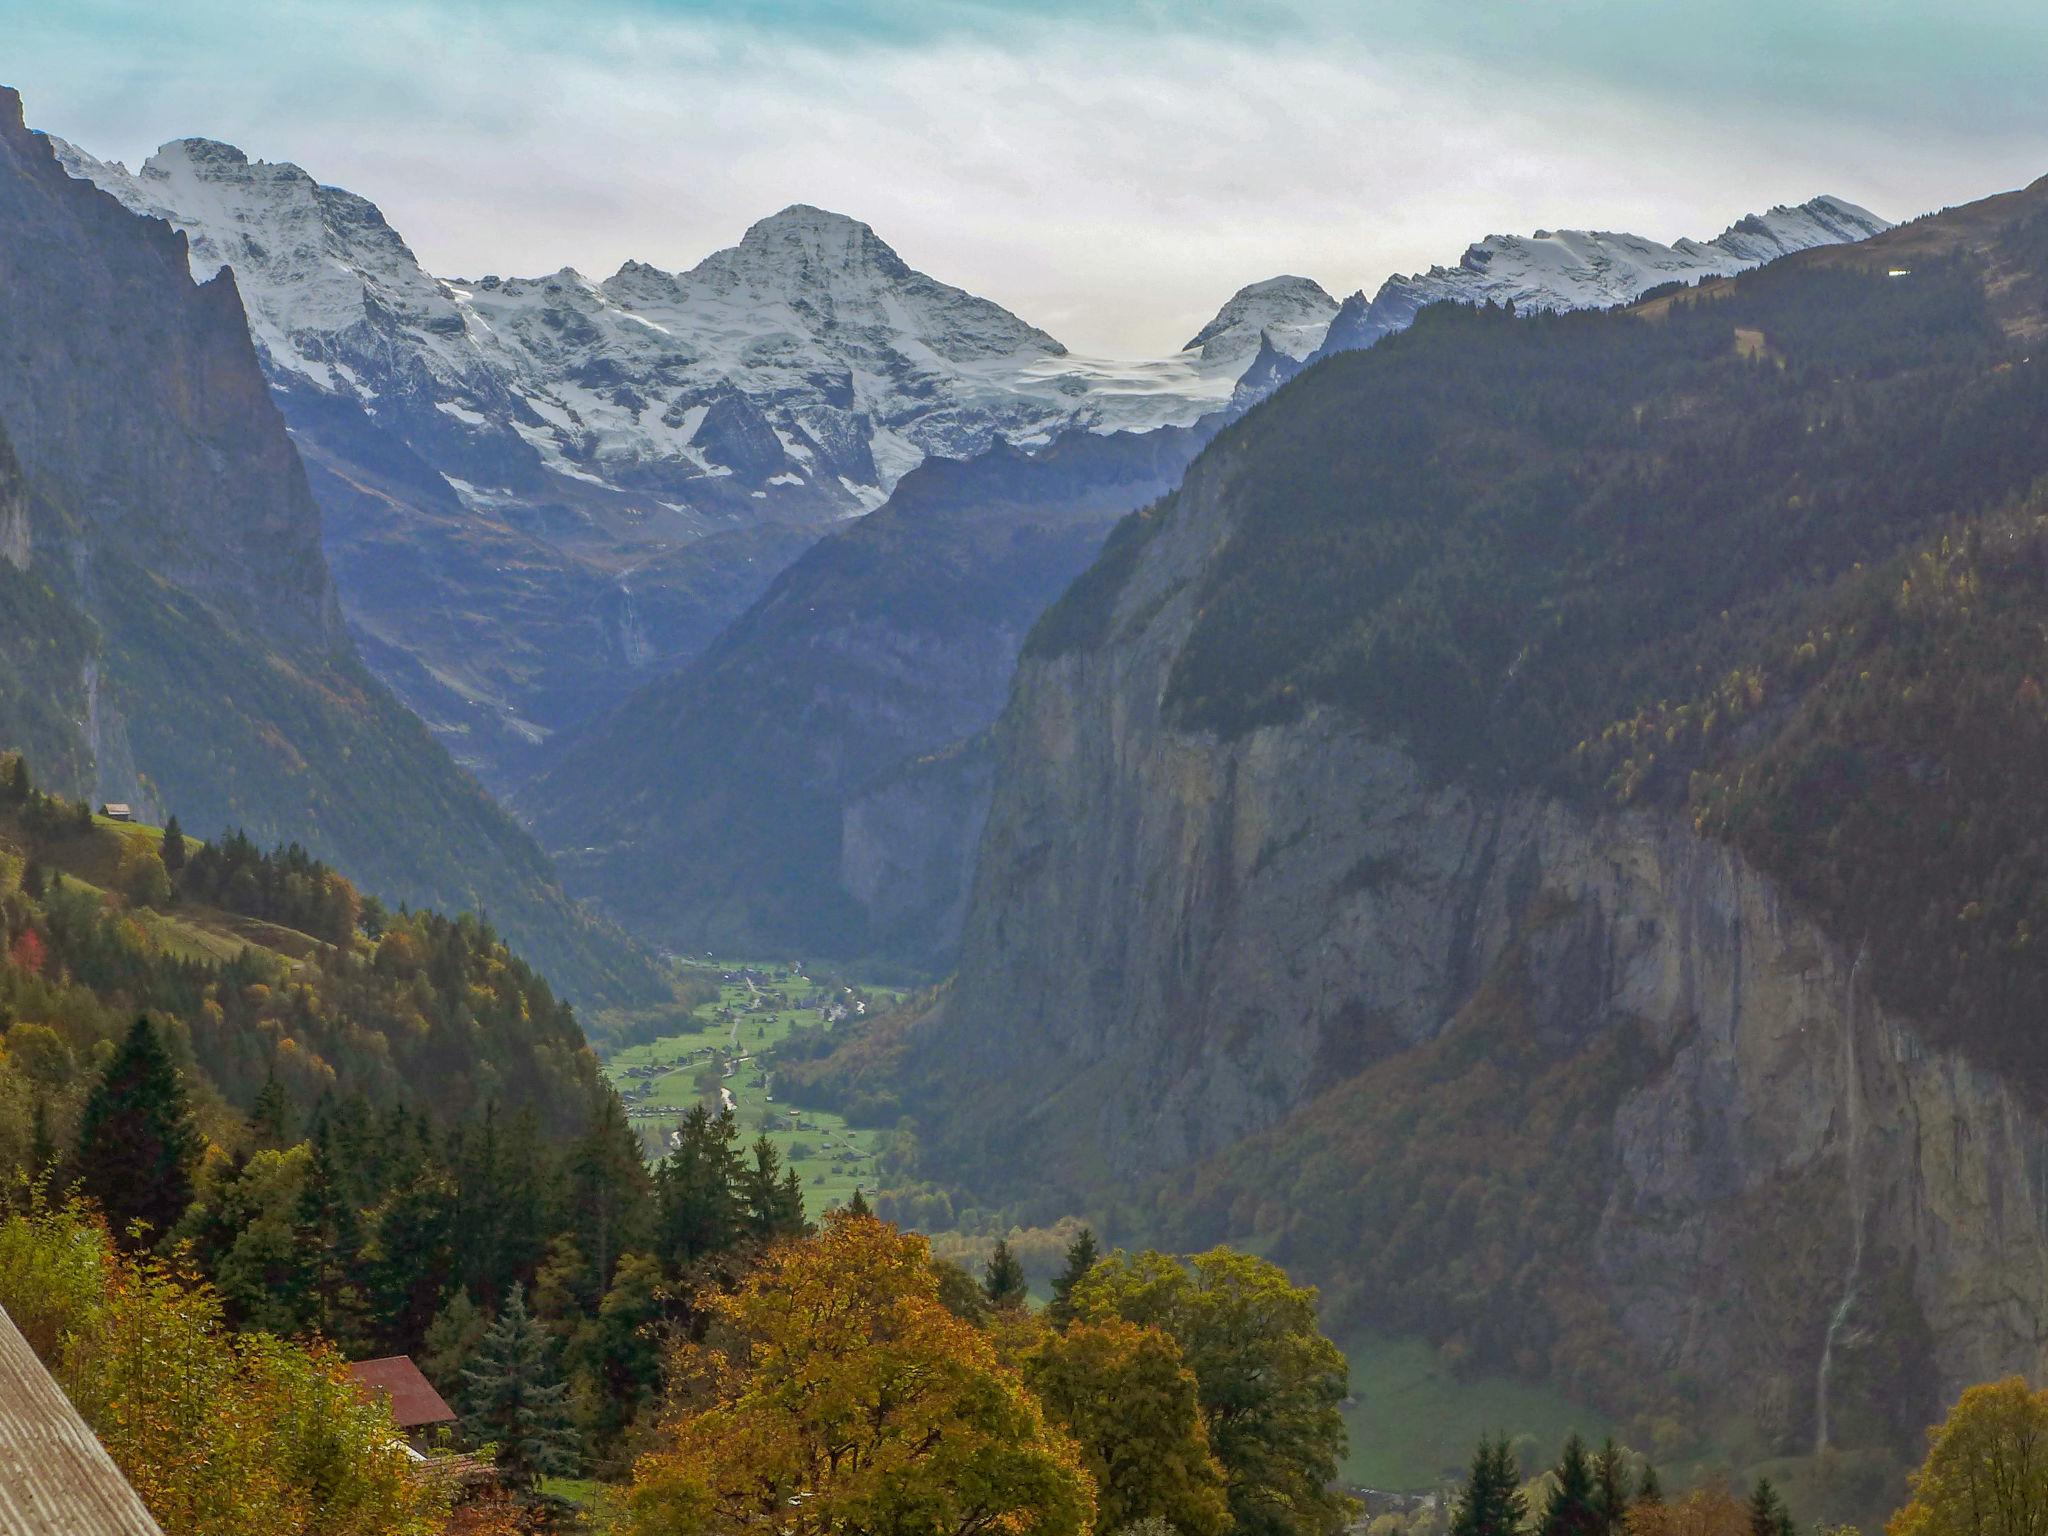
[922,434,2048,1454]
[0,87,658,1004]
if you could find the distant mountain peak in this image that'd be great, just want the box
[1184,274,1338,364]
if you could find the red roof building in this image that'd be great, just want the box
[346,1356,457,1432]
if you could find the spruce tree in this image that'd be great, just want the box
[1592,1438,1631,1536]
[1541,1434,1602,1536]
[460,1285,581,1493]
[1047,1226,1099,1325]
[739,1134,805,1241]
[247,1070,296,1151]
[71,1017,199,1246]
[982,1238,1029,1310]
[1748,1479,1794,1536]
[846,1186,872,1218]
[4,754,29,804]
[293,1118,370,1349]
[160,814,185,874]
[569,1091,652,1290]
[1451,1437,1528,1536]
[655,1104,743,1267]
[1636,1466,1662,1507]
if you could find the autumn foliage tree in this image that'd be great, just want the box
[1070,1246,1356,1536]
[1890,1377,2048,1536]
[1024,1315,1230,1536]
[624,1212,1095,1536]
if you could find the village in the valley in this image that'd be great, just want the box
[603,960,901,1210]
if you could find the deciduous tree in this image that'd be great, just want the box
[1890,1377,2048,1536]
[624,1213,1094,1536]
[1070,1246,1356,1536]
[1025,1315,1230,1536]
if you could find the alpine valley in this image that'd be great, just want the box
[21,51,2048,1536]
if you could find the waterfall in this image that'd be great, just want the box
[1815,945,1869,1452]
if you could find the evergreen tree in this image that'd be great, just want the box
[982,1238,1029,1311]
[20,858,43,899]
[293,1118,370,1349]
[71,1017,200,1246]
[1748,1479,1794,1536]
[27,1095,54,1176]
[1637,1466,1662,1507]
[3,753,29,804]
[160,814,186,874]
[1048,1226,1100,1326]
[460,1285,581,1493]
[1451,1437,1529,1536]
[739,1135,805,1241]
[365,1158,458,1354]
[1592,1439,1631,1536]
[655,1105,743,1268]
[568,1091,652,1291]
[247,1070,296,1152]
[1541,1434,1602,1536]
[845,1186,872,1218]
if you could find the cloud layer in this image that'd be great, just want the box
[14,0,2048,354]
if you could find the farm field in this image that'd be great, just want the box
[601,960,904,1212]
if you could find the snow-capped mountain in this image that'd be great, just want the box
[1313,195,1891,359]
[44,127,1888,798]
[49,137,1264,522]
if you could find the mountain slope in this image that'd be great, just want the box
[526,420,1212,964]
[862,176,2048,1464]
[0,86,658,1005]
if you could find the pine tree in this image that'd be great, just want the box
[1592,1438,1631,1536]
[982,1238,1029,1311]
[846,1186,872,1218]
[1542,1434,1602,1536]
[20,858,44,899]
[460,1286,581,1492]
[247,1069,296,1151]
[1637,1466,1662,1507]
[160,814,186,875]
[655,1105,743,1268]
[1451,1437,1529,1536]
[739,1135,805,1241]
[1748,1478,1794,1536]
[294,1117,370,1349]
[3,754,30,805]
[1048,1226,1100,1326]
[28,1095,54,1175]
[70,1017,200,1246]
[569,1091,652,1291]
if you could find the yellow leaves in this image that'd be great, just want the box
[627,1214,1094,1536]
[1891,1377,2048,1536]
[0,1199,445,1536]
[1628,1488,1751,1536]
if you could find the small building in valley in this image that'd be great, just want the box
[346,1356,457,1446]
[98,804,132,822]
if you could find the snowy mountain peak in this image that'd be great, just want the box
[727,202,910,279]
[1184,274,1338,364]
[1310,193,1893,364]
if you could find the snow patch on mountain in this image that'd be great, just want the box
[1314,196,1892,360]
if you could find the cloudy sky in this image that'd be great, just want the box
[12,0,2048,355]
